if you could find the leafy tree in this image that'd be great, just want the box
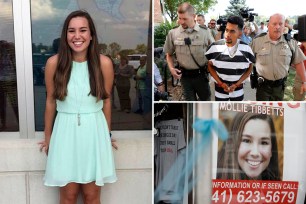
[98,43,108,54]
[109,42,121,58]
[154,21,177,48]
[286,16,298,26]
[254,15,269,25]
[135,44,147,54]
[225,0,247,18]
[119,49,135,57]
[32,43,37,53]
[163,0,217,22]
[52,38,60,53]
[36,43,50,53]
[156,1,217,47]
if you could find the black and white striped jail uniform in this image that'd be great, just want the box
[205,39,255,101]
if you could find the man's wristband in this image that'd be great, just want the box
[109,132,112,138]
[303,82,306,84]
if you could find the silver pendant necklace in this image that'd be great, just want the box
[73,62,88,126]
[77,113,81,126]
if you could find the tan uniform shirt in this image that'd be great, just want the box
[251,34,306,80]
[164,24,214,70]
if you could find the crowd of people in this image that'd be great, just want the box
[111,55,148,114]
[157,2,306,101]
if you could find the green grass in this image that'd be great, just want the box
[284,68,295,101]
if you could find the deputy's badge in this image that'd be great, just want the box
[177,38,184,41]
[284,44,289,49]
[261,47,266,50]
[195,35,199,39]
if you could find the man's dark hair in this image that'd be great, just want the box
[197,14,204,18]
[227,16,244,30]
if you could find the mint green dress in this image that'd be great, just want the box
[44,61,117,186]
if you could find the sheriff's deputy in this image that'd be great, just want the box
[164,2,214,101]
[251,13,306,101]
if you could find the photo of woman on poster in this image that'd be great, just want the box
[217,111,282,181]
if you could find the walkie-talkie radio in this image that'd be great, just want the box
[184,37,191,45]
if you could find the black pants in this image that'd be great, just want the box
[181,74,210,101]
[256,83,284,101]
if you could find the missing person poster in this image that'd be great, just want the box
[211,103,306,204]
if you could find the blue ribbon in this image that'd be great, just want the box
[193,118,228,141]
[154,119,228,203]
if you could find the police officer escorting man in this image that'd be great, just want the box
[164,2,214,101]
[251,13,306,101]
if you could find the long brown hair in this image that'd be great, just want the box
[53,10,108,100]
[217,112,281,180]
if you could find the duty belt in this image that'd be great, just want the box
[180,66,207,78]
[261,76,287,87]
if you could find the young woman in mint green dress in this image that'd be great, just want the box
[38,10,117,203]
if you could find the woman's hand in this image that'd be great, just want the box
[111,138,118,150]
[38,140,49,155]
